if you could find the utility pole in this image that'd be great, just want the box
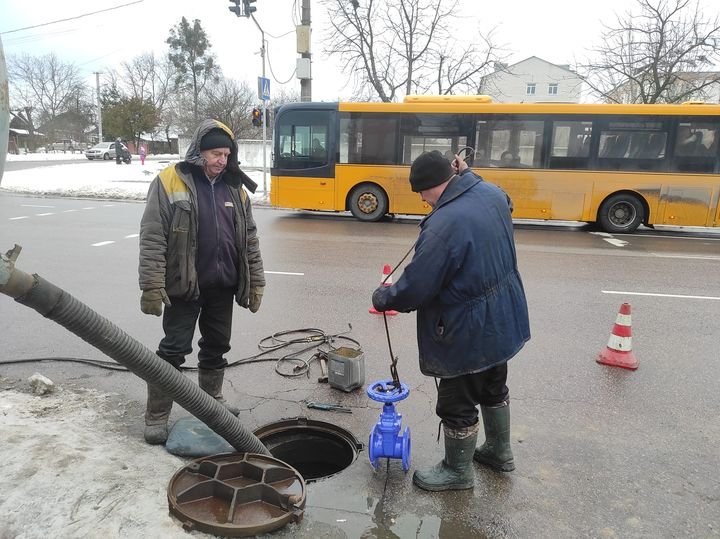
[250,14,268,195]
[300,0,312,101]
[93,72,103,143]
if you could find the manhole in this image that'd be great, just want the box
[254,417,363,482]
[167,453,306,537]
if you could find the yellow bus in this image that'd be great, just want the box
[269,96,720,233]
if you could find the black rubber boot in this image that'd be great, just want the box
[198,368,240,416]
[412,423,479,492]
[144,383,173,445]
[474,401,515,472]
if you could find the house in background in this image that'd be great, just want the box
[480,56,582,103]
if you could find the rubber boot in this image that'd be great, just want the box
[198,368,240,416]
[474,400,515,472]
[412,422,479,492]
[144,384,173,445]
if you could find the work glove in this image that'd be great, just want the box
[372,286,388,312]
[140,288,171,316]
[248,286,264,313]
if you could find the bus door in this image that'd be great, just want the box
[271,107,336,211]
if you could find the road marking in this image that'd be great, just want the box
[82,207,95,210]
[9,216,29,220]
[651,253,720,261]
[590,232,629,248]
[603,238,628,247]
[21,204,54,208]
[92,241,115,247]
[35,213,54,216]
[264,271,304,276]
[63,209,78,213]
[603,290,720,301]
[125,234,139,239]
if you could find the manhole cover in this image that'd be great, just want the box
[167,453,306,537]
[254,417,363,482]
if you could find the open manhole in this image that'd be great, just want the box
[254,417,363,482]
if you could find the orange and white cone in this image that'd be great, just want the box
[596,303,638,370]
[369,264,398,316]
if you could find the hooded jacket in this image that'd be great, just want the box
[138,119,265,308]
[372,169,530,378]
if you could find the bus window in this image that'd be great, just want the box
[476,119,544,168]
[598,120,668,171]
[673,121,719,173]
[549,120,593,170]
[275,110,329,170]
[399,114,471,164]
[339,113,398,165]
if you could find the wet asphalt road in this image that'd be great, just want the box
[1,191,719,538]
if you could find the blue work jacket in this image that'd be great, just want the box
[372,169,530,378]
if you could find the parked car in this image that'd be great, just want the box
[85,141,128,160]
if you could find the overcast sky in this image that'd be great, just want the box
[2,0,719,103]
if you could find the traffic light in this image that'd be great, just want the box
[251,107,263,127]
[242,0,257,17]
[228,0,242,17]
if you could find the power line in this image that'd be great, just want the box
[0,0,144,35]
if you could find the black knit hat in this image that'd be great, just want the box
[199,128,233,151]
[409,151,454,192]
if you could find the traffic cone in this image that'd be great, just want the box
[369,264,398,316]
[596,303,638,370]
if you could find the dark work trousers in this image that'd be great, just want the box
[435,363,510,429]
[156,287,235,371]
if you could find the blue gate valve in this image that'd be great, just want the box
[367,380,411,472]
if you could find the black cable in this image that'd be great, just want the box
[0,326,362,379]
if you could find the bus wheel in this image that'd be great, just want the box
[349,184,388,222]
[598,194,644,233]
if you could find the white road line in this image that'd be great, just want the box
[63,209,78,213]
[264,271,304,276]
[589,232,613,237]
[603,238,628,247]
[9,216,29,220]
[92,241,115,247]
[651,253,720,261]
[35,213,54,216]
[21,204,54,208]
[82,207,95,210]
[125,234,139,239]
[103,204,115,207]
[603,290,720,301]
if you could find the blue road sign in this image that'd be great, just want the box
[258,77,270,101]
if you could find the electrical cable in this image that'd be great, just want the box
[266,43,297,85]
[1,1,144,35]
[0,326,361,379]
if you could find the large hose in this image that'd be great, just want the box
[0,246,269,456]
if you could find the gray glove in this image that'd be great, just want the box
[248,286,264,313]
[140,288,171,316]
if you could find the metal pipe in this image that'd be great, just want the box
[0,245,270,456]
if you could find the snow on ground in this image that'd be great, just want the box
[0,159,270,203]
[0,385,193,538]
[7,153,180,162]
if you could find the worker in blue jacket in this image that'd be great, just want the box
[372,150,530,492]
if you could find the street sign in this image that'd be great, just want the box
[258,77,270,101]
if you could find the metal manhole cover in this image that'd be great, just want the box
[167,453,306,537]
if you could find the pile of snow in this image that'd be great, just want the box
[1,160,270,203]
[0,387,190,538]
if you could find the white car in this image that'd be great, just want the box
[85,142,127,160]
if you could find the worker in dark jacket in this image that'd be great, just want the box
[138,119,265,445]
[372,150,530,491]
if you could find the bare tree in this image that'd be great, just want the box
[322,0,501,101]
[199,76,256,138]
[580,0,720,103]
[8,53,87,124]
